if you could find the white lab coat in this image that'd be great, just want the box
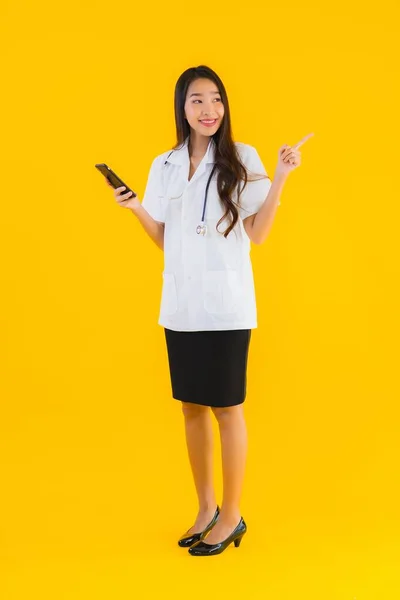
[141,136,274,332]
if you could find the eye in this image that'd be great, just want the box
[192,97,222,103]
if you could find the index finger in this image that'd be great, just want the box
[292,132,314,150]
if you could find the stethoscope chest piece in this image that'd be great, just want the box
[196,223,207,236]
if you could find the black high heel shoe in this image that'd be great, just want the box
[177,506,220,548]
[188,516,247,556]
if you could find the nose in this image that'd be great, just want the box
[202,101,217,116]
[202,108,216,117]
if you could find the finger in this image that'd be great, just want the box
[281,149,298,160]
[116,186,126,194]
[280,148,292,159]
[119,192,133,200]
[279,144,291,155]
[284,153,300,163]
[118,191,133,201]
[292,132,314,150]
[283,151,298,161]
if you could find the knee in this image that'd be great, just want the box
[181,401,210,419]
[211,405,244,423]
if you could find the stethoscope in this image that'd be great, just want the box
[164,150,217,236]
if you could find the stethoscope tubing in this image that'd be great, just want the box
[164,150,217,236]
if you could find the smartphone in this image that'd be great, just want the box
[95,163,137,197]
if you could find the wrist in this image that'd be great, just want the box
[273,170,289,184]
[130,201,141,215]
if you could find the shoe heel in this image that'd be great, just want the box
[234,534,244,548]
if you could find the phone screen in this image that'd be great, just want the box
[95,163,137,196]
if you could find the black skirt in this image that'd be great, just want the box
[164,328,252,408]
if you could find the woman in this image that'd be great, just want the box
[107,65,312,556]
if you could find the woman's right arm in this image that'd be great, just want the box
[106,180,164,251]
[130,203,165,251]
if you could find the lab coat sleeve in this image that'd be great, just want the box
[140,154,165,223]
[237,145,273,220]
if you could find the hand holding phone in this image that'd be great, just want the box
[95,163,140,210]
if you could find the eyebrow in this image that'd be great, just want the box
[189,91,221,98]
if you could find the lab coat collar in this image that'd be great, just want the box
[166,136,216,166]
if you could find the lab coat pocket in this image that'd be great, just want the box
[164,190,183,224]
[203,270,239,315]
[161,272,178,315]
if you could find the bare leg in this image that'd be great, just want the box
[181,401,218,534]
[204,404,248,543]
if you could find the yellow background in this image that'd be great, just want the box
[1,0,399,598]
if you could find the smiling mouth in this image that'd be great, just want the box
[199,119,218,125]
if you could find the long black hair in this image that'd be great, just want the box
[172,65,268,238]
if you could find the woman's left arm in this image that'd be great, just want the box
[244,133,314,245]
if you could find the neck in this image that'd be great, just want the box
[188,131,211,158]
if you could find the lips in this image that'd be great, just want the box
[199,119,218,127]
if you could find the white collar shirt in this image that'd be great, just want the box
[141,136,272,332]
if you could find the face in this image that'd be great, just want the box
[184,78,225,137]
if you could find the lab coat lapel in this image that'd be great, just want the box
[186,137,216,186]
[165,136,216,186]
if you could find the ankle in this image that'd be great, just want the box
[219,506,241,524]
[198,501,218,513]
